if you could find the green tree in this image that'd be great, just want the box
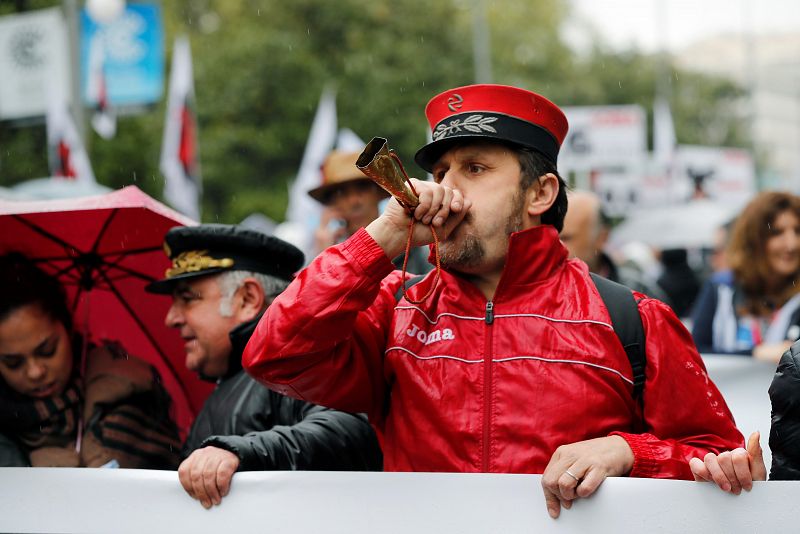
[0,0,751,223]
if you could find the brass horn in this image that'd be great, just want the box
[356,137,420,211]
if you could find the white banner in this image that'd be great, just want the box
[0,8,71,120]
[0,469,793,534]
[0,356,783,533]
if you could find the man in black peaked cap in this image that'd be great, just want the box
[147,224,381,508]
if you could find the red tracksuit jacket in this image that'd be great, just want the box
[243,226,743,476]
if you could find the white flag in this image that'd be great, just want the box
[46,90,96,184]
[336,128,365,152]
[653,96,676,173]
[86,34,116,139]
[284,87,337,257]
[160,36,201,221]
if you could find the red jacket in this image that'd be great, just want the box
[244,226,743,476]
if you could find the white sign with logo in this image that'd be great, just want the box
[0,8,71,120]
[558,106,648,216]
[559,105,647,168]
[672,145,756,207]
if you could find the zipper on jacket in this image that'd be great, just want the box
[482,300,494,472]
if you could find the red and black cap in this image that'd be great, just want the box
[414,84,569,172]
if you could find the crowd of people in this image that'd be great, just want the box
[2,83,800,518]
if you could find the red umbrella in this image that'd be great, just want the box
[0,185,213,437]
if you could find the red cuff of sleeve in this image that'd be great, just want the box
[341,228,396,281]
[610,431,659,478]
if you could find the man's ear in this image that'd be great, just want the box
[525,173,560,220]
[236,278,266,322]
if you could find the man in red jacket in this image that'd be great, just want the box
[243,84,745,519]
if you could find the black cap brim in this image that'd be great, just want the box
[145,268,229,294]
[414,112,561,172]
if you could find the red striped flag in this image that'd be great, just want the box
[160,36,201,221]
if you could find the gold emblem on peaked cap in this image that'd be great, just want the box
[165,250,234,278]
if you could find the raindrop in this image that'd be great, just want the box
[257,9,260,15]
[618,81,622,89]
[132,171,137,182]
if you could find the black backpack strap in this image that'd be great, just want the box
[590,273,647,401]
[394,274,427,303]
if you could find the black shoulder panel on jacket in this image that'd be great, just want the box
[769,341,800,480]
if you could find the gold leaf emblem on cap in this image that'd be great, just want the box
[165,250,234,278]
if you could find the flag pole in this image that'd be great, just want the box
[63,0,87,146]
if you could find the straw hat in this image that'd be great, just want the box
[307,150,389,204]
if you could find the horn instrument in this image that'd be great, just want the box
[355,137,440,305]
[356,137,420,211]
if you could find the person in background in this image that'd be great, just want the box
[767,340,800,479]
[309,149,431,273]
[708,219,736,276]
[690,192,800,360]
[146,224,382,509]
[0,253,181,468]
[561,190,669,302]
[243,84,744,519]
[656,248,700,318]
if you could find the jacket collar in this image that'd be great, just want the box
[215,313,263,382]
[499,224,567,289]
[436,225,567,303]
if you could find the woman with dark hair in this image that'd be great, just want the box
[691,191,800,361]
[0,253,181,468]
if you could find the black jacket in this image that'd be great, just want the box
[183,316,383,471]
[0,432,28,467]
[769,340,800,479]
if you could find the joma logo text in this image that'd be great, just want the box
[406,324,455,345]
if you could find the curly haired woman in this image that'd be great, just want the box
[691,191,800,361]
